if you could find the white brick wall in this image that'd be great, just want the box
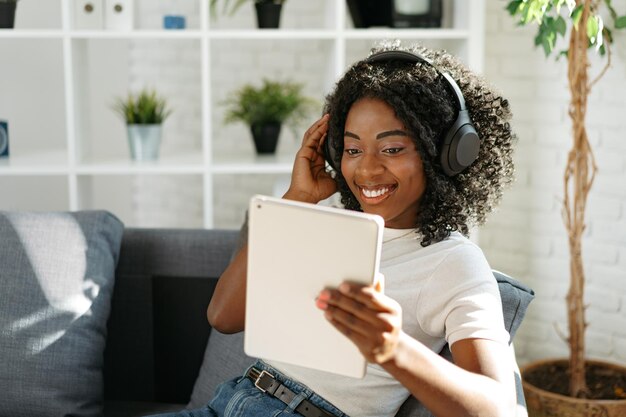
[482,0,626,367]
[128,1,626,367]
[128,1,330,229]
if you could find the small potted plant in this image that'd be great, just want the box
[210,0,286,28]
[0,0,19,29]
[113,89,172,161]
[222,79,317,154]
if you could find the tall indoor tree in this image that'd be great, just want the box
[506,0,626,401]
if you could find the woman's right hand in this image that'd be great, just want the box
[283,114,337,204]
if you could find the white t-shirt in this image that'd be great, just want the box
[267,228,510,417]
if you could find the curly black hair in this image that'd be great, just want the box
[323,42,516,246]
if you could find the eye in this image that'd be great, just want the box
[383,147,404,154]
[344,148,361,156]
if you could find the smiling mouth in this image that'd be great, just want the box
[358,185,397,203]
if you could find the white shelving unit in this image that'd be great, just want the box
[0,0,485,228]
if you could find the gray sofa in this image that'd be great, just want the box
[102,228,534,417]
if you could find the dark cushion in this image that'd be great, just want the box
[104,274,155,402]
[104,228,238,416]
[153,275,219,403]
[0,210,124,417]
[104,274,219,404]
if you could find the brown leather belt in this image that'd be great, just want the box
[245,366,336,417]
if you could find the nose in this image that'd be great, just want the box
[356,151,385,179]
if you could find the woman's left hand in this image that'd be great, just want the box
[316,280,402,364]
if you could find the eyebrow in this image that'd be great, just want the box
[344,130,409,140]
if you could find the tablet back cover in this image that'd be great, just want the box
[245,195,384,378]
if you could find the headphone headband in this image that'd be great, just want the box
[323,49,480,176]
[366,50,467,112]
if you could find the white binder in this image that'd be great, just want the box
[73,0,104,30]
[104,0,134,31]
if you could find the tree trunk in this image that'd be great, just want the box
[564,0,597,399]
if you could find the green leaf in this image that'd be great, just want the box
[571,4,583,29]
[587,14,599,42]
[586,14,604,51]
[521,1,533,23]
[545,29,557,54]
[222,79,318,131]
[228,0,250,16]
[555,15,567,36]
[113,89,171,125]
[542,37,553,56]
[616,16,626,29]
[528,0,547,23]
[595,16,604,50]
[506,0,523,15]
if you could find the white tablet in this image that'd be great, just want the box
[245,195,384,378]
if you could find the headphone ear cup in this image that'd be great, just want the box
[323,134,338,171]
[440,110,480,176]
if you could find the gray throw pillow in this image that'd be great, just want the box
[0,211,124,417]
[187,331,255,409]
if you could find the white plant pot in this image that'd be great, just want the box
[126,124,162,161]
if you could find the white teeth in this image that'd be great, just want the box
[362,187,389,198]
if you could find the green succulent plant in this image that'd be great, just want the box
[113,89,172,125]
[222,79,317,134]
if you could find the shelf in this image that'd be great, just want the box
[0,30,203,39]
[343,28,470,40]
[208,29,337,40]
[76,153,204,175]
[0,152,207,176]
[0,151,69,176]
[0,29,64,39]
[211,153,294,174]
[68,30,204,40]
[0,28,471,41]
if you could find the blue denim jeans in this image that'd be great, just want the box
[146,360,347,417]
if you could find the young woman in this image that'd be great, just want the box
[155,43,517,417]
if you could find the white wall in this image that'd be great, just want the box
[481,0,626,366]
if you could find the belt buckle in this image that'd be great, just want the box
[252,369,274,393]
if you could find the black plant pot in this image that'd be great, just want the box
[346,0,392,28]
[255,2,282,29]
[251,122,281,154]
[347,0,442,28]
[0,2,17,29]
